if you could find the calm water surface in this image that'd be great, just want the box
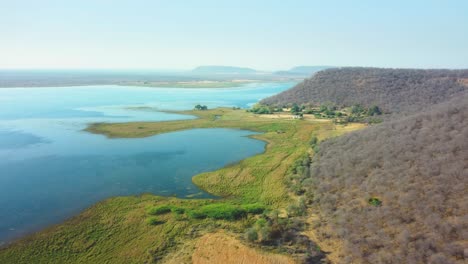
[0,83,293,244]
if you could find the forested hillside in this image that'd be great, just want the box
[261,68,468,114]
[300,94,467,263]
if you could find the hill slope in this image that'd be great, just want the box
[302,94,468,263]
[262,67,468,113]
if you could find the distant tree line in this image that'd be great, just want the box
[246,103,282,114]
[194,104,208,110]
[247,101,383,124]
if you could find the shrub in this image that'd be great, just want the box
[351,104,365,114]
[146,217,165,226]
[368,197,382,207]
[171,207,185,215]
[368,105,382,116]
[147,205,172,215]
[310,136,318,147]
[287,198,307,217]
[187,210,207,219]
[201,204,246,220]
[245,227,258,242]
[241,203,266,214]
[258,224,273,242]
[188,203,258,220]
[255,218,267,227]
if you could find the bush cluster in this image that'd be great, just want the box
[247,103,273,114]
[187,203,265,221]
[147,205,172,215]
[145,203,266,226]
[146,217,165,226]
[244,211,324,263]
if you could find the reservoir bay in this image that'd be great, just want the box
[0,83,293,245]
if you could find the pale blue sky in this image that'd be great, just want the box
[1,0,467,70]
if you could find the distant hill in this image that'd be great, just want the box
[274,66,332,76]
[191,66,257,74]
[300,94,468,263]
[262,67,468,113]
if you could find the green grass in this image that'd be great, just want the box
[147,205,172,215]
[0,108,365,263]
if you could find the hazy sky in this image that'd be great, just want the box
[1,0,468,70]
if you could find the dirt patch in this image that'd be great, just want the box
[254,113,296,119]
[458,78,468,87]
[191,232,295,264]
[255,114,330,122]
[303,212,343,264]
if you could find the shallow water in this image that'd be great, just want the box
[0,82,293,244]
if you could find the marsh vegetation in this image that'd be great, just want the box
[0,107,363,263]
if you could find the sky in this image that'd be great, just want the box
[1,0,468,70]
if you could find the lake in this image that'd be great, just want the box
[0,82,293,245]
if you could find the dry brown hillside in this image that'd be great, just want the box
[300,94,468,263]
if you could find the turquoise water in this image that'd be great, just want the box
[0,82,293,244]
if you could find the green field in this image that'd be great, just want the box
[0,108,363,263]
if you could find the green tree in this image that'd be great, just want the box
[368,105,382,116]
[250,103,272,114]
[351,104,365,114]
[194,104,208,110]
[291,103,301,114]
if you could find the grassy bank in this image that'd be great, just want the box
[0,108,363,263]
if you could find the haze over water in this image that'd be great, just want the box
[0,82,293,244]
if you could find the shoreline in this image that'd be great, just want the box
[0,108,365,262]
[1,109,267,248]
[0,79,298,89]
